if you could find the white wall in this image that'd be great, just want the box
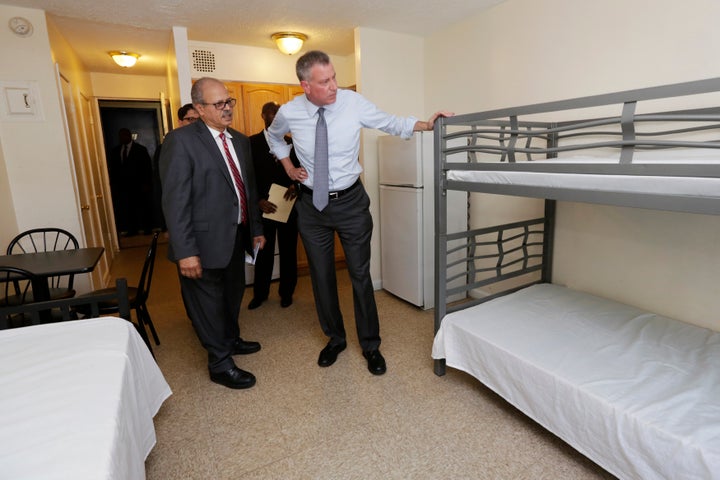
[171,26,191,108]
[427,0,720,114]
[0,5,82,249]
[425,0,720,330]
[186,41,356,86]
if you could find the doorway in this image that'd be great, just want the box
[98,100,165,248]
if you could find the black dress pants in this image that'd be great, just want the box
[252,213,298,301]
[296,184,380,351]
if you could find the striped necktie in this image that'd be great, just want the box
[313,107,329,211]
[219,132,248,224]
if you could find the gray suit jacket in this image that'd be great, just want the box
[159,120,263,269]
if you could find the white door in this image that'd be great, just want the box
[57,69,107,288]
[379,185,424,306]
[79,92,113,280]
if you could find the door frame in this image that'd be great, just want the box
[97,99,165,244]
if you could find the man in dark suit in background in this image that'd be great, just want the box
[160,77,265,390]
[248,101,299,310]
[108,127,154,236]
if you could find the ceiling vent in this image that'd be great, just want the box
[191,49,216,73]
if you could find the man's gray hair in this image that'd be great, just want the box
[295,51,330,82]
[191,77,222,105]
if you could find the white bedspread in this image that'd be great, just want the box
[0,317,172,480]
[432,283,720,480]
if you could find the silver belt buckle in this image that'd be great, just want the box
[329,191,340,200]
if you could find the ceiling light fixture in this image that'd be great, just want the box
[271,32,307,56]
[108,51,140,68]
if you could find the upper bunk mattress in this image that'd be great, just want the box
[447,150,720,201]
[432,283,720,480]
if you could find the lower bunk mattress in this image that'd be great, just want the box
[432,283,720,480]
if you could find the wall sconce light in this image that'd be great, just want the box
[108,51,140,68]
[271,32,307,55]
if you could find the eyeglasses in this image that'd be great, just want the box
[183,116,199,122]
[202,98,237,110]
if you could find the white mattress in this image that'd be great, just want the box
[432,283,720,480]
[0,317,172,480]
[447,150,720,199]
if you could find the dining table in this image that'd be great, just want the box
[0,246,104,302]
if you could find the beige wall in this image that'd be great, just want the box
[0,135,16,246]
[0,5,82,249]
[90,72,167,100]
[354,27,425,285]
[425,0,720,330]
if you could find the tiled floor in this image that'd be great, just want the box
[110,242,614,479]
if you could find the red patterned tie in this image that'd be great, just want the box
[219,132,248,224]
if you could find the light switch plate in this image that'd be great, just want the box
[0,81,43,121]
[6,87,35,114]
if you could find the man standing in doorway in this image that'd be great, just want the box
[160,78,265,389]
[109,127,154,236]
[267,50,452,375]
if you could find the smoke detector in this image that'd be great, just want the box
[8,17,33,37]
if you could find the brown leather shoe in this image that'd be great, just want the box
[210,367,256,389]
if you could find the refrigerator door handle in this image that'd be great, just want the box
[380,183,423,189]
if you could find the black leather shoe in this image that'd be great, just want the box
[210,367,256,389]
[248,297,265,310]
[280,297,293,308]
[233,337,261,355]
[363,349,387,375]
[317,342,346,367]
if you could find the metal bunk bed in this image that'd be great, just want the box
[430,77,720,480]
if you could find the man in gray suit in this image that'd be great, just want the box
[160,77,266,389]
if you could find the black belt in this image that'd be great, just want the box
[298,179,361,200]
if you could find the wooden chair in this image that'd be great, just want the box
[0,278,154,354]
[0,266,37,328]
[76,232,160,347]
[6,227,80,301]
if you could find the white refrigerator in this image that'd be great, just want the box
[378,132,466,309]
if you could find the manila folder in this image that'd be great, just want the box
[263,183,296,223]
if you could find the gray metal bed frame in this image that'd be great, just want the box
[433,77,720,375]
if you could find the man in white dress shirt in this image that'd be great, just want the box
[267,50,452,375]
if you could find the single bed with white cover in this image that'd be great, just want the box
[0,317,171,480]
[430,78,720,479]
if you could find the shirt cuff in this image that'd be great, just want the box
[399,116,418,139]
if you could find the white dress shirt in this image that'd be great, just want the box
[267,89,416,191]
[207,125,244,223]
